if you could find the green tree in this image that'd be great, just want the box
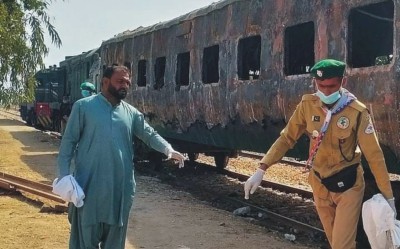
[0,0,61,107]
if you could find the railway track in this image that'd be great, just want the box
[0,172,65,204]
[137,159,326,245]
[222,167,313,199]
[183,161,321,232]
[238,151,308,168]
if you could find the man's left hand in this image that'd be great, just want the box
[168,150,186,168]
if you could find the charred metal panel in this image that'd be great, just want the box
[99,0,400,172]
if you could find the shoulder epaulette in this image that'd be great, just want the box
[301,94,319,101]
[349,99,367,112]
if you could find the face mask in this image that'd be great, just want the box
[314,77,344,105]
[81,90,91,97]
[315,89,341,104]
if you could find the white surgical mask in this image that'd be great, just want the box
[316,90,341,104]
[314,78,344,104]
[81,90,91,97]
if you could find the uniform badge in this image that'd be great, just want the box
[312,130,319,139]
[312,116,320,122]
[365,122,375,134]
[337,116,350,129]
[317,70,323,77]
[364,114,375,134]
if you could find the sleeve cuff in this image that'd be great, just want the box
[164,145,173,158]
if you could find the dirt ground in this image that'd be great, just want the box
[0,112,317,249]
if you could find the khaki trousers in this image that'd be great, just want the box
[309,166,365,249]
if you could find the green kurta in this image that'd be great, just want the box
[57,93,172,227]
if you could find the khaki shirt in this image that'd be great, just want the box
[261,94,393,199]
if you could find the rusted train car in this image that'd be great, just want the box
[99,0,399,173]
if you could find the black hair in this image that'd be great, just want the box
[102,64,130,79]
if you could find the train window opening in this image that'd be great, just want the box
[348,0,394,68]
[176,52,190,86]
[284,21,315,76]
[202,45,220,84]
[238,35,261,80]
[154,56,166,90]
[137,60,147,87]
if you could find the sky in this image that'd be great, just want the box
[44,0,218,67]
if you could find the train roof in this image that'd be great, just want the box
[60,47,100,65]
[101,0,239,45]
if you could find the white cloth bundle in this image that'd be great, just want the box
[52,175,85,208]
[362,193,400,249]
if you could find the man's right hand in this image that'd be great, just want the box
[244,168,265,199]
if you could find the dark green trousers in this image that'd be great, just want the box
[68,205,130,249]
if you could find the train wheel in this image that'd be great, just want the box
[214,153,229,170]
[188,153,199,162]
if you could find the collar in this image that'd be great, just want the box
[99,93,122,107]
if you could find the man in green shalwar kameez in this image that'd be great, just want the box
[57,65,185,249]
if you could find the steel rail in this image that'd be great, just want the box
[226,197,325,235]
[238,151,307,167]
[221,169,313,199]
[0,172,65,204]
[186,158,313,198]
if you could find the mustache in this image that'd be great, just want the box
[117,88,127,99]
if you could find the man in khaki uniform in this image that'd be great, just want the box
[244,59,396,249]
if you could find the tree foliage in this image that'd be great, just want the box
[0,0,61,107]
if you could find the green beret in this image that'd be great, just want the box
[310,59,346,79]
[80,82,96,92]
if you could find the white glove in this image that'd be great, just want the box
[387,198,397,219]
[244,168,265,199]
[167,150,186,168]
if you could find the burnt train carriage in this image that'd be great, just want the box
[99,0,399,173]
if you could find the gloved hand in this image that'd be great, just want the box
[167,150,186,168]
[387,198,397,219]
[244,168,265,199]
